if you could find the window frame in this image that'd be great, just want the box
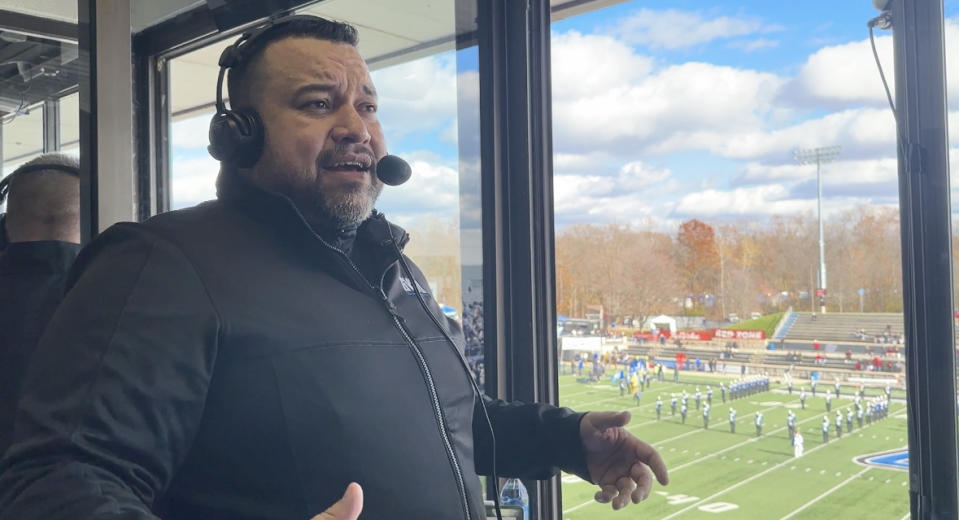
[889,0,959,517]
[478,0,563,516]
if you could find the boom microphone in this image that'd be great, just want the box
[376,155,412,186]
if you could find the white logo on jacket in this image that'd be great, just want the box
[399,276,430,297]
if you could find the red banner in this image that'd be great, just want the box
[713,329,766,340]
[674,330,713,341]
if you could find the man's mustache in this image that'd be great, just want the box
[318,145,376,169]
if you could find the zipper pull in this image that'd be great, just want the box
[380,290,405,323]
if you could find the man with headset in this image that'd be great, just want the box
[0,153,81,455]
[0,17,667,520]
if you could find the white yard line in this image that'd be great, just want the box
[899,512,911,520]
[561,396,799,515]
[669,403,826,473]
[777,467,872,520]
[563,497,599,514]
[658,406,906,520]
[565,383,684,409]
[652,400,796,446]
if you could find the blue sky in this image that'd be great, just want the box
[168,1,959,232]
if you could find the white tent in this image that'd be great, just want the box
[643,315,677,334]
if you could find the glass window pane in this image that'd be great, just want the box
[551,2,909,518]
[2,102,44,174]
[59,91,79,149]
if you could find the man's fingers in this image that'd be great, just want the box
[631,462,653,503]
[636,439,669,485]
[594,484,618,504]
[310,483,363,520]
[588,411,631,431]
[612,476,636,510]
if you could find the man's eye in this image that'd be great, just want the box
[303,100,329,109]
[363,103,377,113]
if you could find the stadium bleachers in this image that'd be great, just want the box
[774,312,798,339]
[785,312,903,343]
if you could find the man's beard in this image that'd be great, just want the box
[259,148,384,228]
[312,175,383,227]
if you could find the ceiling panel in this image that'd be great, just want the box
[0,0,75,23]
[132,0,204,33]
[168,0,464,119]
[303,0,454,44]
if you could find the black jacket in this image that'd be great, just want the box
[0,171,589,520]
[0,241,80,454]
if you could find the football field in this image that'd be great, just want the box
[558,373,911,520]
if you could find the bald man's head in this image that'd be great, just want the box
[2,154,80,245]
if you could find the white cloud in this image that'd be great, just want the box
[170,155,220,209]
[783,20,959,110]
[609,8,774,50]
[372,53,459,142]
[171,112,214,150]
[619,161,671,184]
[550,32,654,101]
[674,185,801,217]
[376,158,460,223]
[551,59,786,154]
[735,158,897,187]
[552,160,676,227]
[728,38,779,52]
[691,108,898,162]
[780,34,895,109]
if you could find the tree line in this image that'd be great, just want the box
[555,206,917,327]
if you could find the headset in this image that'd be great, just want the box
[208,15,327,168]
[0,160,81,250]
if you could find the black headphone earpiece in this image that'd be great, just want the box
[208,109,264,168]
[207,28,265,168]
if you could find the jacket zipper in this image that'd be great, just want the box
[380,287,473,520]
[291,212,473,520]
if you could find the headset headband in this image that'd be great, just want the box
[0,161,80,206]
[214,15,326,116]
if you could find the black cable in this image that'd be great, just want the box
[869,21,897,116]
[386,227,504,520]
[868,12,926,510]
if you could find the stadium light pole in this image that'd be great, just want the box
[793,145,841,314]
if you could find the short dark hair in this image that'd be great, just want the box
[226,17,359,109]
[4,153,81,243]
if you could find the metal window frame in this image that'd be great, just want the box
[889,1,959,518]
[77,0,98,243]
[42,98,60,153]
[478,0,561,517]
[0,9,77,42]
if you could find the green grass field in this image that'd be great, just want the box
[558,373,910,520]
[725,313,783,338]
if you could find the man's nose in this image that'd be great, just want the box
[331,105,371,144]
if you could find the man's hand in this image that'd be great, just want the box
[310,483,363,520]
[580,411,669,510]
